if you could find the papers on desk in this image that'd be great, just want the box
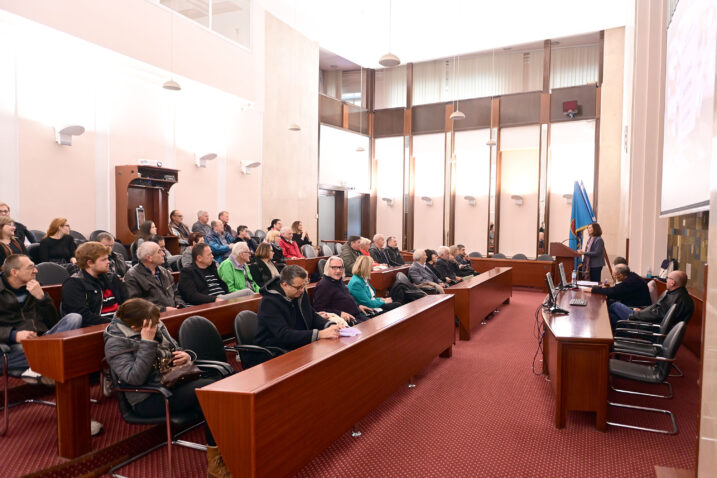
[339,327,361,337]
[576,280,599,287]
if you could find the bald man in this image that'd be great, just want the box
[609,270,694,329]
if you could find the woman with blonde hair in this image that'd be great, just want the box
[38,217,77,265]
[0,216,27,264]
[291,220,312,249]
[347,256,401,314]
[265,229,285,267]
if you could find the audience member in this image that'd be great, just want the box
[369,234,389,265]
[255,265,341,351]
[359,238,373,258]
[408,249,446,294]
[312,256,373,324]
[608,270,694,329]
[61,241,126,326]
[249,242,280,288]
[291,221,312,249]
[613,256,628,266]
[434,246,462,284]
[218,211,235,239]
[0,216,27,264]
[103,298,229,478]
[451,244,476,276]
[0,203,35,245]
[135,221,157,245]
[384,235,405,266]
[97,232,129,277]
[124,241,185,311]
[217,242,259,295]
[150,235,173,268]
[168,210,191,251]
[205,220,233,263]
[279,227,304,259]
[339,236,362,275]
[591,264,651,328]
[265,230,286,266]
[181,232,204,268]
[178,243,247,304]
[192,210,212,237]
[235,225,258,253]
[0,254,83,383]
[424,249,444,282]
[348,256,401,314]
[38,217,77,266]
[267,218,282,232]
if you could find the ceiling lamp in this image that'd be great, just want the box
[450,55,465,121]
[378,0,400,67]
[163,14,181,91]
[450,110,465,121]
[163,79,181,91]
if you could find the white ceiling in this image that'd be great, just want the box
[259,0,628,69]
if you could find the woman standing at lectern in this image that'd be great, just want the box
[577,222,605,282]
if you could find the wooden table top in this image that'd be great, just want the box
[541,288,612,343]
[447,266,513,289]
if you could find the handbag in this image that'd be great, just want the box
[159,361,202,388]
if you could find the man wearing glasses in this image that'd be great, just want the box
[255,265,342,351]
[312,256,373,325]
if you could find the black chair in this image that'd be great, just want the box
[232,311,286,370]
[29,229,45,241]
[301,244,317,258]
[254,230,266,242]
[26,243,41,263]
[113,242,130,262]
[1,344,55,436]
[512,253,528,260]
[129,241,139,264]
[177,316,234,379]
[317,258,327,277]
[492,253,506,259]
[69,230,87,242]
[468,252,482,258]
[35,262,70,285]
[536,254,553,261]
[321,244,333,257]
[89,230,110,241]
[606,321,686,434]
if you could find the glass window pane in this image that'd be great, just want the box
[550,44,600,89]
[375,137,405,245]
[319,125,370,191]
[413,133,445,248]
[454,129,491,254]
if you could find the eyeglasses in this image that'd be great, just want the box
[329,266,343,270]
[285,281,307,291]
[62,224,70,228]
[0,209,9,214]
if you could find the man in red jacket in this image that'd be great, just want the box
[279,227,304,259]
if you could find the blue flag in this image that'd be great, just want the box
[569,181,596,268]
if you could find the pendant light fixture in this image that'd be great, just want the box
[449,55,465,121]
[356,67,366,152]
[486,48,497,146]
[163,13,181,91]
[379,0,401,67]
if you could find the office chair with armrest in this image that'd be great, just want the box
[35,262,70,286]
[536,254,553,261]
[89,230,110,241]
[317,259,327,278]
[29,230,46,241]
[69,230,87,242]
[254,230,266,242]
[26,243,41,263]
[492,253,506,259]
[321,244,333,257]
[468,252,482,258]
[232,311,286,370]
[511,253,528,260]
[177,316,234,379]
[113,242,131,262]
[606,321,686,434]
[301,244,317,258]
[335,243,343,255]
[647,279,659,304]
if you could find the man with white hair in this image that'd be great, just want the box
[369,234,389,265]
[408,249,446,294]
[217,242,259,296]
[191,210,212,237]
[279,226,304,259]
[124,241,185,311]
[434,246,462,285]
[313,256,373,324]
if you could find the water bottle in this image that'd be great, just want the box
[646,267,652,279]
[571,269,577,286]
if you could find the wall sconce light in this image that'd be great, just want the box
[241,160,261,174]
[288,123,301,132]
[421,196,433,207]
[562,193,572,205]
[486,138,497,146]
[195,152,217,168]
[511,195,524,206]
[54,124,85,146]
[464,195,476,207]
[382,197,393,207]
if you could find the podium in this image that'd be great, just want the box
[549,242,581,280]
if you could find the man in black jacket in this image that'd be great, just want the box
[177,243,228,305]
[255,265,341,351]
[125,241,185,311]
[609,270,693,330]
[434,246,462,285]
[97,232,129,278]
[312,256,372,324]
[61,242,127,327]
[384,236,405,267]
[592,264,651,328]
[1,254,83,374]
[369,234,389,265]
[235,225,258,253]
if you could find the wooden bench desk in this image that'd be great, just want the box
[445,267,512,340]
[369,265,410,297]
[285,256,325,277]
[197,294,455,478]
[22,295,261,459]
[469,257,554,290]
[541,289,612,430]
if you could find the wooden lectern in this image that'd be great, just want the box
[549,242,581,281]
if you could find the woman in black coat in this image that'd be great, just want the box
[249,243,281,288]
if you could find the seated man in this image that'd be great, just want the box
[218,210,235,239]
[369,234,389,265]
[384,235,405,267]
[0,202,35,245]
[96,232,129,278]
[255,265,341,351]
[608,270,694,329]
[339,235,362,275]
[452,244,477,276]
[62,241,126,326]
[205,220,233,263]
[312,256,373,325]
[191,210,212,238]
[217,242,259,296]
[0,254,83,382]
[178,243,251,305]
[124,241,185,312]
[434,246,462,285]
[235,225,258,253]
[279,227,304,259]
[408,249,447,294]
[168,209,191,252]
[592,264,651,327]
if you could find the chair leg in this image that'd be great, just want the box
[607,401,678,434]
[611,379,673,399]
[669,363,684,377]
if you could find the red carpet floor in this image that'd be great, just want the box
[1,289,698,477]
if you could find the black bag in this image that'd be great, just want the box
[389,281,427,304]
[160,363,202,388]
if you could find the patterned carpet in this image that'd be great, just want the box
[2,289,698,477]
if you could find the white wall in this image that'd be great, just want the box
[375,136,405,246]
[454,129,490,254]
[412,133,445,249]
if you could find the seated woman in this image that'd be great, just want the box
[359,237,379,267]
[38,217,77,266]
[218,242,259,296]
[132,221,157,261]
[0,216,27,264]
[181,232,204,268]
[347,256,401,314]
[103,298,229,477]
[249,242,281,289]
[291,220,312,249]
[265,230,286,268]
